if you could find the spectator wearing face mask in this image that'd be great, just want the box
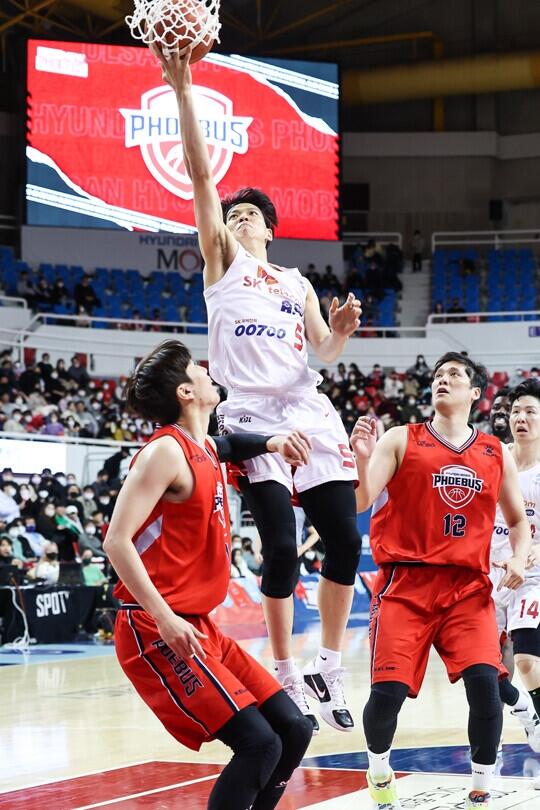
[78,487,97,521]
[36,502,58,539]
[6,520,35,561]
[22,515,48,557]
[78,522,107,559]
[31,542,60,585]
[0,536,24,569]
[80,550,108,586]
[4,409,25,433]
[40,410,65,436]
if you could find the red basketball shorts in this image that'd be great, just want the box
[115,608,281,750]
[369,564,506,697]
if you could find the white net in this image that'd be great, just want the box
[126,0,221,51]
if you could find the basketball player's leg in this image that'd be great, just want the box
[215,628,313,808]
[237,477,318,730]
[298,481,361,731]
[363,566,436,807]
[434,579,505,803]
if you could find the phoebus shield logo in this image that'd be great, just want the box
[120,86,253,200]
[432,464,484,509]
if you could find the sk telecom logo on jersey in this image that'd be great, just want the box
[432,465,484,509]
[120,86,253,200]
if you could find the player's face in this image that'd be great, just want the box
[490,395,511,439]
[186,362,220,409]
[432,362,479,411]
[510,395,540,443]
[225,204,272,244]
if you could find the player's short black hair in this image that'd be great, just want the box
[124,339,192,425]
[433,352,488,399]
[509,377,540,405]
[221,187,278,234]
[493,386,510,401]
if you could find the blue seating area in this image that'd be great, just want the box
[0,247,208,327]
[432,247,538,320]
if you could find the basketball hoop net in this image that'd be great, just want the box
[126,0,221,51]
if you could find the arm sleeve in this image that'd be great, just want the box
[213,433,274,463]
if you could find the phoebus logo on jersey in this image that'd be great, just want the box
[432,465,484,508]
[120,85,253,200]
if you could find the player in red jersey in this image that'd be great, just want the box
[351,352,530,810]
[104,340,313,810]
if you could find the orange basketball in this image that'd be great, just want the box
[152,0,215,63]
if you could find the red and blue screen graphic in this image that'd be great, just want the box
[26,40,340,240]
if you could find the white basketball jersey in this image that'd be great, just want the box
[204,245,321,395]
[491,461,540,577]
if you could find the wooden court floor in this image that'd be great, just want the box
[1,625,540,808]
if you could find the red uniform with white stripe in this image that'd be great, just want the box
[113,424,280,750]
[368,421,506,696]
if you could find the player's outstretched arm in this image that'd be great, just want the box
[211,431,312,467]
[495,445,530,590]
[304,283,361,363]
[351,419,405,512]
[103,436,208,659]
[154,46,236,283]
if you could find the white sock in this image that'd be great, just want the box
[273,658,298,681]
[471,760,495,793]
[367,748,392,781]
[316,646,341,672]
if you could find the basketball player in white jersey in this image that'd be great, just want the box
[490,378,540,752]
[157,46,363,732]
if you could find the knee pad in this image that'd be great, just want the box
[511,627,540,657]
[321,516,362,586]
[463,664,501,718]
[259,520,298,598]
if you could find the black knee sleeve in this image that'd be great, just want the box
[210,706,282,810]
[363,681,409,754]
[251,691,313,810]
[238,479,298,598]
[462,664,503,765]
[299,481,361,586]
[511,627,540,656]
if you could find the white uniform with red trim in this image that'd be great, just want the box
[204,245,356,493]
[490,462,540,633]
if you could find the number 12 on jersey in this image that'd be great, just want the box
[443,513,467,537]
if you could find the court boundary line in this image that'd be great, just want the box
[71,773,221,809]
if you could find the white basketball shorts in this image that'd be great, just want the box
[490,566,540,634]
[217,390,357,494]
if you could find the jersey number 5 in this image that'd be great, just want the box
[443,513,466,537]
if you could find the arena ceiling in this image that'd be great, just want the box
[2,0,540,68]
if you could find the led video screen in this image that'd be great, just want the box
[26,39,340,239]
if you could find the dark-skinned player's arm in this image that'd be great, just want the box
[304,280,362,363]
[493,445,530,591]
[210,431,312,467]
[103,435,208,660]
[350,417,407,513]
[152,45,237,286]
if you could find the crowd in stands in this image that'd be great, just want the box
[0,349,155,442]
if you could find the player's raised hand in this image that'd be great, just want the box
[156,613,208,659]
[351,416,377,459]
[328,293,362,338]
[268,431,312,466]
[151,43,193,93]
[493,556,526,591]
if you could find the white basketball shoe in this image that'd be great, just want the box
[302,660,354,731]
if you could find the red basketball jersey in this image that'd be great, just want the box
[370,422,504,572]
[113,424,231,614]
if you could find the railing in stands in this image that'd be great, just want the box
[0,295,28,309]
[431,229,540,253]
[427,310,540,324]
[343,231,403,249]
